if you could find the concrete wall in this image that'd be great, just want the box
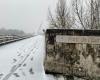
[44,29,100,80]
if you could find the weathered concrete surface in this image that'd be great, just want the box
[44,29,100,80]
[44,61,88,78]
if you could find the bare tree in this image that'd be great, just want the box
[72,0,100,29]
[48,0,100,29]
[89,0,100,29]
[48,0,74,29]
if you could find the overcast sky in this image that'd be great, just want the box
[0,0,59,33]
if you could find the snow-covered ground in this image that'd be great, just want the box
[0,35,45,80]
[0,35,64,80]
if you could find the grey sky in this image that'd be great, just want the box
[0,0,58,33]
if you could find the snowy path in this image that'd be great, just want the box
[0,35,65,80]
[0,35,47,80]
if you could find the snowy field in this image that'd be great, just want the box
[0,35,64,80]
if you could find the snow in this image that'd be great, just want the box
[0,35,64,80]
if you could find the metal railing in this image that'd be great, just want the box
[0,36,32,46]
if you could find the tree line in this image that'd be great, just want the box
[0,28,33,37]
[48,0,100,30]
